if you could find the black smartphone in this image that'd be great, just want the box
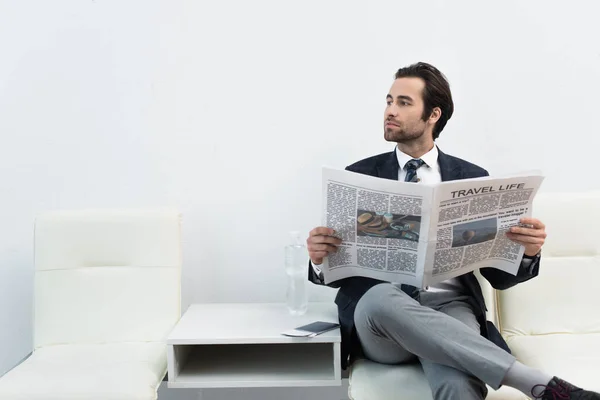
[282,321,340,337]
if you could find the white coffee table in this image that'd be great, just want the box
[166,302,342,389]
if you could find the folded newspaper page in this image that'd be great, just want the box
[320,167,544,288]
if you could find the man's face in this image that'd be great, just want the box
[383,77,430,143]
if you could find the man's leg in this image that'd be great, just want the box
[354,283,600,400]
[419,360,487,400]
[354,293,416,365]
[353,283,515,389]
[418,295,488,400]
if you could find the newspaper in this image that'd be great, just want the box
[320,167,544,288]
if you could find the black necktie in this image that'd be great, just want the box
[399,158,426,299]
[404,159,425,182]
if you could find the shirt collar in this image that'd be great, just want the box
[395,145,439,170]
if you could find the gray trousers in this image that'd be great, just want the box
[354,283,516,400]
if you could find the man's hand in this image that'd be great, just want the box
[506,217,546,257]
[307,227,342,265]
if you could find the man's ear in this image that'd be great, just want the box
[428,107,442,124]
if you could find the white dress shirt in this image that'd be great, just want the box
[395,144,441,185]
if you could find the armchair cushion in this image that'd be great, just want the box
[0,342,166,400]
[349,359,527,400]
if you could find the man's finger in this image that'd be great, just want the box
[520,218,545,230]
[308,235,342,245]
[509,226,547,238]
[309,244,338,253]
[318,236,342,245]
[511,241,542,255]
[506,233,545,244]
[310,227,335,237]
[507,237,539,248]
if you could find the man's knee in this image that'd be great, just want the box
[431,375,487,400]
[354,283,414,330]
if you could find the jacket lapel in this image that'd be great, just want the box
[378,151,401,181]
[437,147,463,182]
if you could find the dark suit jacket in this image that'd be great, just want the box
[308,147,541,369]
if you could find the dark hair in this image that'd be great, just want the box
[394,62,454,140]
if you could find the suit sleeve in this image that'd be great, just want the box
[307,259,343,288]
[480,253,541,290]
[307,260,324,285]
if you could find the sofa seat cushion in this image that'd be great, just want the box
[0,342,166,400]
[507,334,600,392]
[348,359,526,400]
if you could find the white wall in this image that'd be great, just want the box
[1,0,599,398]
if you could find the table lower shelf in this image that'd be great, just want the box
[168,342,341,388]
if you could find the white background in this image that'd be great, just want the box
[1,1,599,398]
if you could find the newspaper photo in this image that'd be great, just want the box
[320,167,545,288]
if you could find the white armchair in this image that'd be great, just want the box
[348,191,600,399]
[497,191,600,394]
[0,209,182,400]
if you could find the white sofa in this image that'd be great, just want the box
[0,209,182,400]
[349,191,600,399]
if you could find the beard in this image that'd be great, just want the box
[384,122,426,143]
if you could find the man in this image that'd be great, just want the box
[307,62,600,400]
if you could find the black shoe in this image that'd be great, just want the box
[533,376,600,399]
